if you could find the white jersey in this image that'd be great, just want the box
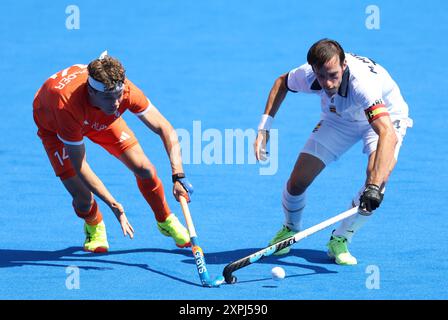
[286,53,411,125]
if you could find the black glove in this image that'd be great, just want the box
[359,184,383,213]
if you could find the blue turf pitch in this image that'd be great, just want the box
[1,0,447,299]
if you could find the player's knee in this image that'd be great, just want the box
[72,196,94,213]
[132,160,155,179]
[136,165,163,194]
[287,178,309,195]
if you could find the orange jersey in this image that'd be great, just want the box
[33,64,150,144]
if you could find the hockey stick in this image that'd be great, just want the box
[179,196,225,287]
[222,206,360,284]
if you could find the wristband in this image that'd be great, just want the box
[172,173,186,183]
[257,114,274,131]
[173,174,194,196]
[365,184,380,191]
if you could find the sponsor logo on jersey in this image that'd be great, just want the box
[91,122,107,131]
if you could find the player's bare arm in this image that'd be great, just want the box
[263,73,289,118]
[65,143,135,238]
[137,103,190,201]
[254,72,289,161]
[367,115,398,187]
[359,115,398,212]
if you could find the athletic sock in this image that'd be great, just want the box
[333,185,385,242]
[333,212,370,243]
[282,184,305,232]
[73,200,103,226]
[136,173,171,223]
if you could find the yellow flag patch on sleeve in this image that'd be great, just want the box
[364,100,389,123]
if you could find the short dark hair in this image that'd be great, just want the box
[307,39,345,69]
[87,56,126,91]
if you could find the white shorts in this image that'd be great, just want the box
[302,116,412,166]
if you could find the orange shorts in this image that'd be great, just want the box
[35,117,139,180]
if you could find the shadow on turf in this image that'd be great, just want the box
[0,247,203,287]
[0,247,336,286]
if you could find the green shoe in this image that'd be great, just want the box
[157,214,191,248]
[84,221,109,253]
[327,235,357,265]
[269,225,296,256]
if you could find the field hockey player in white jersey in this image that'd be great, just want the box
[254,38,413,265]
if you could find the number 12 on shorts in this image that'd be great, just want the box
[54,148,69,166]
